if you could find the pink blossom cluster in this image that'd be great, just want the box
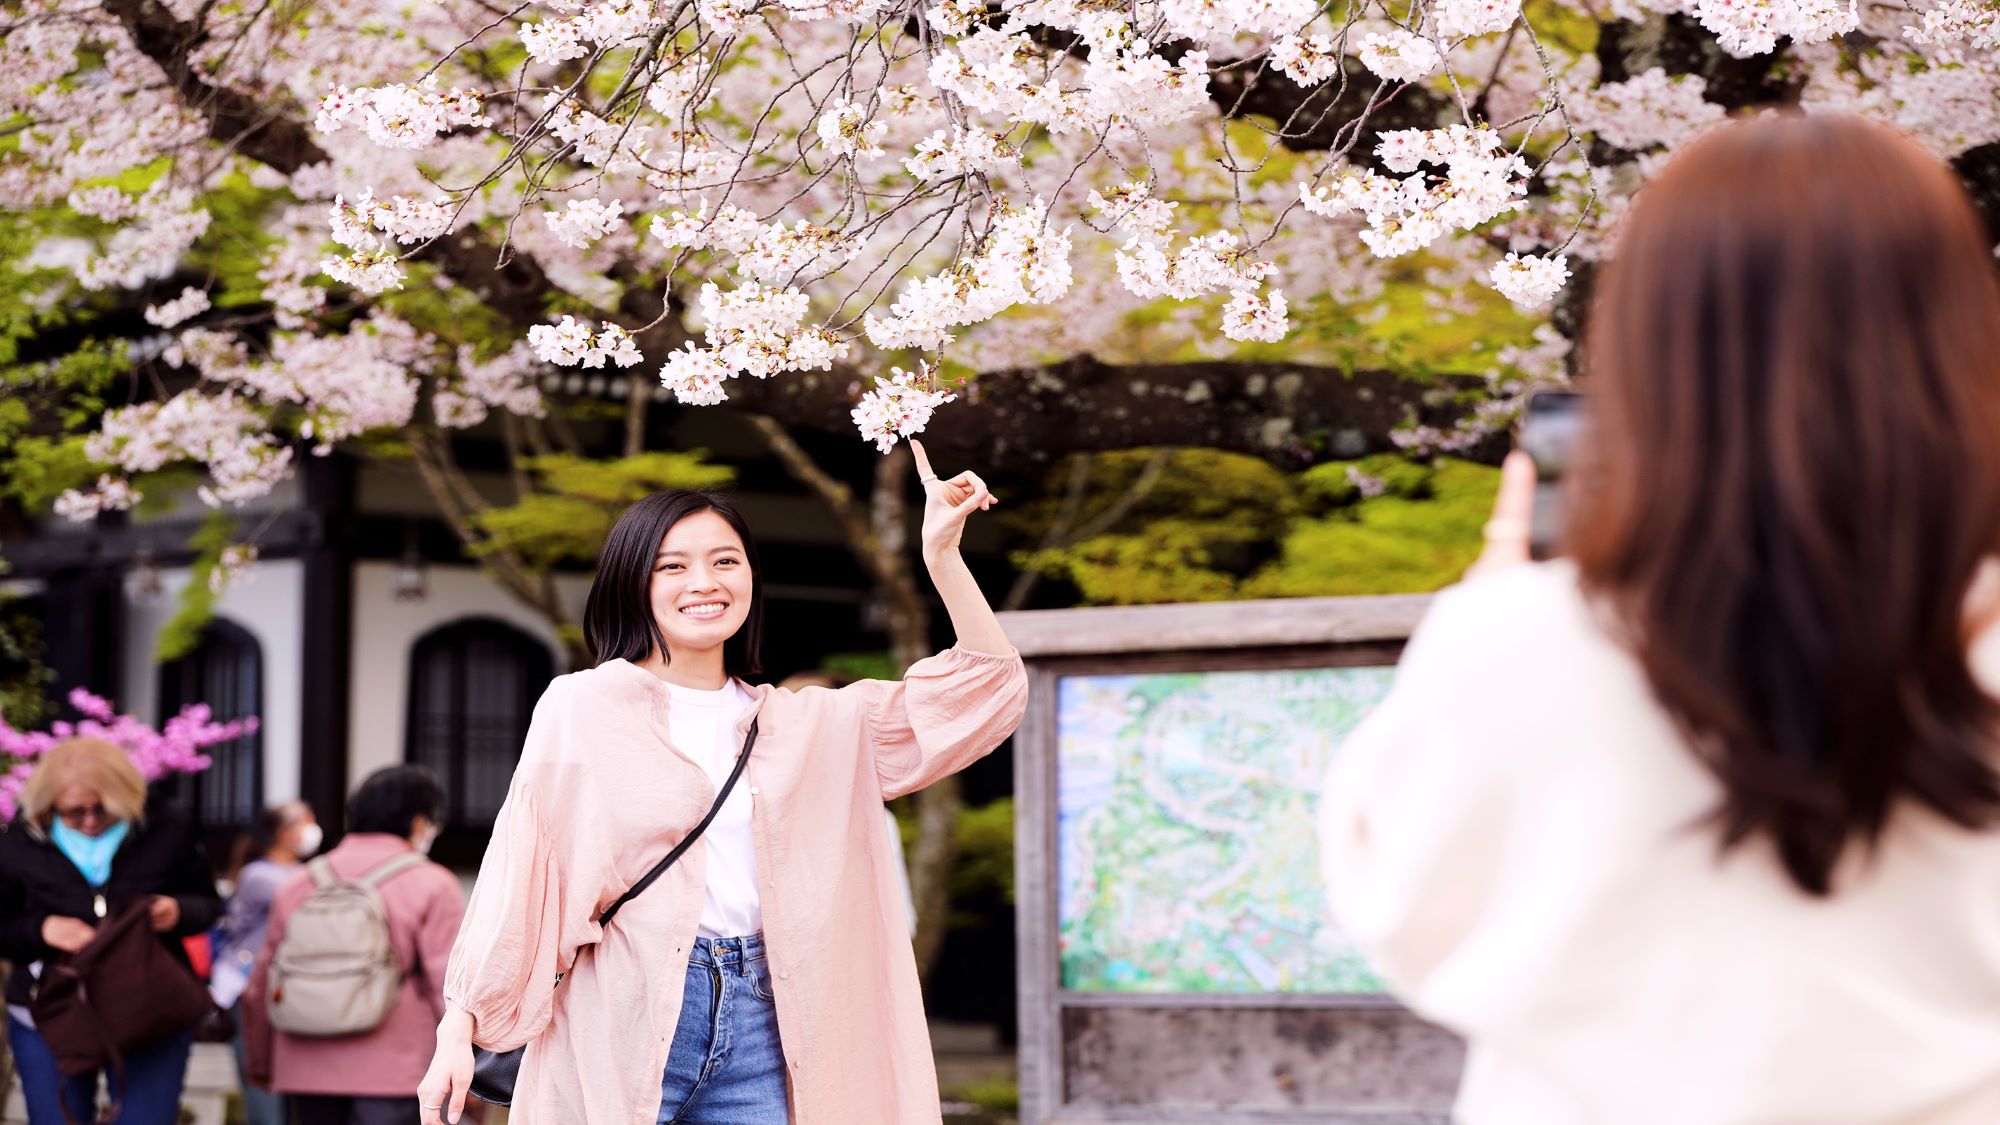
[209,544,260,594]
[316,79,492,150]
[1270,34,1343,85]
[1156,0,1315,41]
[63,390,290,514]
[1221,289,1291,343]
[1573,68,1726,152]
[851,365,958,453]
[862,201,1074,352]
[927,27,1212,135]
[1903,0,1999,48]
[434,343,550,430]
[1435,0,1522,37]
[544,198,627,249]
[0,688,255,822]
[528,317,644,368]
[75,186,212,292]
[1690,0,1856,57]
[1490,253,1573,309]
[903,128,1021,184]
[1299,126,1530,258]
[1357,31,1443,83]
[143,287,212,329]
[817,101,889,159]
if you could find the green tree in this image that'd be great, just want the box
[1013,450,1499,604]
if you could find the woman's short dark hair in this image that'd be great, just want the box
[347,766,446,837]
[583,490,765,677]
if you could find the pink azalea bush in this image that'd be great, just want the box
[0,688,257,822]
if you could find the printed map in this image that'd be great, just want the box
[1057,667,1396,994]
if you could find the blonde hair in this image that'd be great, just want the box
[20,738,148,830]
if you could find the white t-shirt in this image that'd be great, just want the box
[665,680,762,939]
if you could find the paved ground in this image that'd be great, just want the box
[2,1025,1019,1124]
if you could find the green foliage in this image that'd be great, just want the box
[1015,451,1500,604]
[529,451,737,503]
[0,205,131,516]
[470,452,737,569]
[0,335,126,511]
[889,794,1016,930]
[471,494,617,569]
[1013,449,1299,605]
[946,1078,1021,1115]
[1523,0,1602,55]
[378,259,517,354]
[1245,458,1497,598]
[948,797,1015,919]
[183,171,286,309]
[821,651,903,683]
[0,559,55,730]
[154,511,237,664]
[0,435,96,512]
[1297,452,1435,510]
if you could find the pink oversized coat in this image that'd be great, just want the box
[442,646,1029,1124]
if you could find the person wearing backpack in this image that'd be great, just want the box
[243,766,465,1125]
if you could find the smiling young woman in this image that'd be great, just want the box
[417,443,1029,1125]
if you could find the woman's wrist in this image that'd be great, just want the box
[437,1003,475,1044]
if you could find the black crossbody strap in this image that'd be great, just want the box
[597,716,759,928]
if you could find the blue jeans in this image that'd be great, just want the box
[8,1016,194,1125]
[657,934,790,1124]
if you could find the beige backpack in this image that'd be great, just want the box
[267,852,426,1038]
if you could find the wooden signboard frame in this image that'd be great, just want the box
[997,595,1464,1125]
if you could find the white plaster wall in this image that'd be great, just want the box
[118,559,307,803]
[346,562,583,791]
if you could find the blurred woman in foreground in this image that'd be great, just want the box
[1321,115,2000,1124]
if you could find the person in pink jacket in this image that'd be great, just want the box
[419,443,1029,1125]
[244,767,468,1125]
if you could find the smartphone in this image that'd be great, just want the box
[1518,390,1585,561]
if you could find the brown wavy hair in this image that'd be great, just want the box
[1569,114,2000,895]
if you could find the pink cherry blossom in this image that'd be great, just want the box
[0,689,256,822]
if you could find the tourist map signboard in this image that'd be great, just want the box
[1056,667,1396,995]
[1002,595,1464,1123]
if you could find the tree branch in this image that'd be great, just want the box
[745,415,891,581]
[409,432,574,642]
[724,359,1494,472]
[1002,448,1173,611]
[101,0,331,175]
[1207,59,1456,168]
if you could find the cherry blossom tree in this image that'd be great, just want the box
[5,0,1992,526]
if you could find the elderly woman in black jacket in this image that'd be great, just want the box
[0,736,221,1125]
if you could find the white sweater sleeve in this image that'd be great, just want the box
[1317,568,1556,1032]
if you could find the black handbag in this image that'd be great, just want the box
[468,717,759,1107]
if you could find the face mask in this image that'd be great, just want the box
[293,823,324,858]
[412,822,437,856]
[51,819,129,887]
